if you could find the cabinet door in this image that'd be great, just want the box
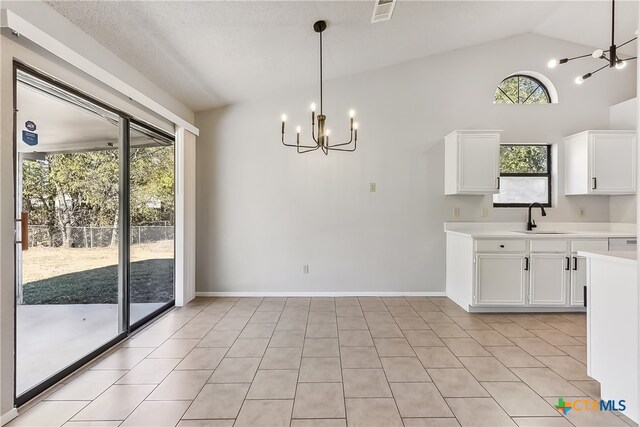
[475,254,527,306]
[570,255,587,306]
[459,134,499,193]
[530,254,568,306]
[590,133,636,194]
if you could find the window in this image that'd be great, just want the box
[494,74,551,104]
[493,145,551,207]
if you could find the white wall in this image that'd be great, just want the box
[611,97,637,129]
[195,33,636,295]
[610,97,638,224]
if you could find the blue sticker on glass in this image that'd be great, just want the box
[25,121,36,131]
[22,131,38,146]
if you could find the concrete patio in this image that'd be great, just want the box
[17,303,164,394]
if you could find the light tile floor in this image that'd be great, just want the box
[8,297,638,427]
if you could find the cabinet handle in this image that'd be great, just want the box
[499,244,505,248]
[592,177,597,190]
[524,257,529,271]
[583,285,587,308]
[572,257,578,271]
[565,257,570,271]
[496,177,500,190]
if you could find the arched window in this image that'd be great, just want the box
[494,74,551,104]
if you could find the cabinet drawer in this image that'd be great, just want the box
[571,240,609,253]
[476,239,526,252]
[530,240,568,253]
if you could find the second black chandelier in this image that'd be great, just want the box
[547,0,637,84]
[281,20,359,155]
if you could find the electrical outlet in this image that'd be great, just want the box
[303,264,310,274]
[480,207,488,218]
[452,207,460,217]
[369,183,376,192]
[578,207,585,218]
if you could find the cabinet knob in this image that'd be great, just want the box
[499,244,505,248]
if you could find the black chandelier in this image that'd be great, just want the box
[547,0,637,84]
[281,20,359,155]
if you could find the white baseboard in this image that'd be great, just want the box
[1,408,18,426]
[195,291,447,297]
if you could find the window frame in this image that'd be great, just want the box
[494,74,551,105]
[493,144,552,208]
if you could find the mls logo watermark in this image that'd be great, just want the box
[555,397,627,415]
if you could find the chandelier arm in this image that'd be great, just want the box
[589,63,611,77]
[617,37,638,50]
[298,145,321,154]
[567,53,597,62]
[328,132,354,148]
[282,134,318,149]
[327,140,357,152]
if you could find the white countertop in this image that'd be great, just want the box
[444,222,636,239]
[577,250,638,264]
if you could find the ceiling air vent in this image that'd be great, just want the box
[371,0,397,23]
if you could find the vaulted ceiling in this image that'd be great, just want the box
[45,1,639,112]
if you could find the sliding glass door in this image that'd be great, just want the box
[129,122,175,326]
[14,65,175,404]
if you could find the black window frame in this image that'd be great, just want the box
[493,144,552,208]
[494,74,551,104]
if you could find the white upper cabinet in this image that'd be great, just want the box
[444,130,501,195]
[564,130,636,195]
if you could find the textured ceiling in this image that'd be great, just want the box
[45,1,638,112]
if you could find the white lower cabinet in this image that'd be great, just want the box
[569,240,608,307]
[446,231,629,311]
[475,254,527,306]
[529,254,568,306]
[473,239,606,309]
[570,255,587,306]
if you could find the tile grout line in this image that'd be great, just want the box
[178,296,239,422]
[63,298,217,425]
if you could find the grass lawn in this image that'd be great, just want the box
[21,242,174,305]
[23,259,173,304]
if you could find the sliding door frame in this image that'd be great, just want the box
[12,61,175,406]
[128,117,176,333]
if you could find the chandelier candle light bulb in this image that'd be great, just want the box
[280,20,360,155]
[547,58,569,68]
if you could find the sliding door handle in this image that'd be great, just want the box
[21,211,28,251]
[16,212,28,251]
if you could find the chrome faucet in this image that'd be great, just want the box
[527,202,547,231]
